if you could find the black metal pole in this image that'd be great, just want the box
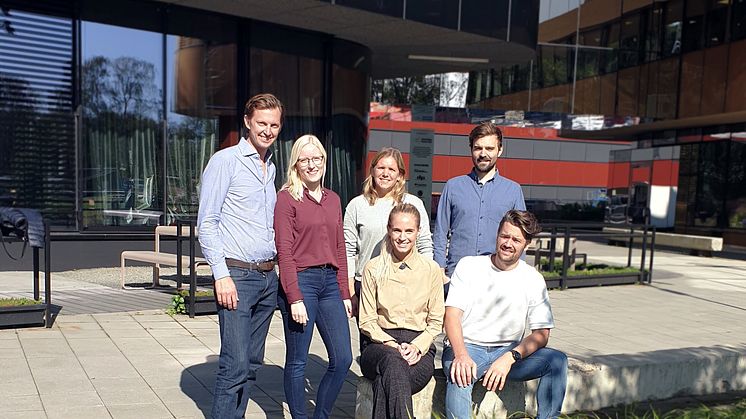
[648,226,656,284]
[176,220,183,289]
[33,247,40,301]
[561,227,570,290]
[189,221,196,318]
[549,227,557,272]
[627,226,634,268]
[640,223,648,284]
[44,223,52,328]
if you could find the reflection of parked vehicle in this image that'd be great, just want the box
[605,195,629,224]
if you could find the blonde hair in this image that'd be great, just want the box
[281,134,327,201]
[362,147,407,205]
[373,203,422,285]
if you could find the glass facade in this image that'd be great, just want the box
[675,128,746,234]
[464,0,746,240]
[468,0,746,126]
[1,0,370,231]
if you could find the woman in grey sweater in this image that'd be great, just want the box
[343,147,433,315]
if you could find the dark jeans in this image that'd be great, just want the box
[211,267,278,419]
[360,328,436,419]
[278,266,352,419]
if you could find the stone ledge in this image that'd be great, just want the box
[355,345,746,418]
[603,227,723,253]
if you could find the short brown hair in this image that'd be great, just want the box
[244,93,284,122]
[499,210,541,242]
[469,121,503,149]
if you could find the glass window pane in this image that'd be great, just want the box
[406,0,459,29]
[81,22,163,228]
[250,48,324,189]
[166,34,236,223]
[705,0,728,47]
[732,0,746,41]
[619,13,641,68]
[662,0,683,56]
[0,8,75,227]
[727,138,746,228]
[460,0,510,40]
[694,141,727,227]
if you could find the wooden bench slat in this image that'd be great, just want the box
[120,250,209,289]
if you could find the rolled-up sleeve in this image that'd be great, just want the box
[197,154,231,280]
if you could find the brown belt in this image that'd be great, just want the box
[226,258,276,272]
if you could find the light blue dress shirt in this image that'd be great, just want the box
[433,169,526,276]
[197,138,277,280]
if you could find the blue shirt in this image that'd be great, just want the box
[197,138,277,280]
[433,169,526,276]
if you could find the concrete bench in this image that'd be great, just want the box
[356,373,532,419]
[603,227,723,257]
[119,250,209,289]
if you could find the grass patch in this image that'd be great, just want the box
[563,397,746,419]
[0,297,43,307]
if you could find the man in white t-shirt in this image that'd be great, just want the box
[442,210,567,419]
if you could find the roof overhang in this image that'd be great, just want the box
[158,0,536,78]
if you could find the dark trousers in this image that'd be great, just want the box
[360,328,436,419]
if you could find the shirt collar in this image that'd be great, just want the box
[391,248,420,270]
[238,137,273,162]
[468,167,500,184]
[303,187,326,202]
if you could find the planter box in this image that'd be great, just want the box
[188,295,216,315]
[0,304,47,328]
[544,272,642,289]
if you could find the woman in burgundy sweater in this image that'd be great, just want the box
[274,134,353,419]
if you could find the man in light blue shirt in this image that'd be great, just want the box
[198,93,284,419]
[434,122,526,284]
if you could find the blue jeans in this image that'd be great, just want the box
[278,267,352,419]
[442,343,568,419]
[211,267,278,419]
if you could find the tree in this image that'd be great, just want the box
[371,73,468,107]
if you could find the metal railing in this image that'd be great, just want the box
[531,222,656,289]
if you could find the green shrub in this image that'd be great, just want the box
[166,289,214,315]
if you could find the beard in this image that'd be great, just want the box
[474,159,496,173]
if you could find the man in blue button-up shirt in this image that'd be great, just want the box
[198,93,284,419]
[434,122,526,284]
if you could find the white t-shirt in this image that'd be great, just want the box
[445,256,554,347]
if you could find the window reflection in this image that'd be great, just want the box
[727,137,746,228]
[167,35,235,223]
[250,48,324,189]
[81,22,163,228]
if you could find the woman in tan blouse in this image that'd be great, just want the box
[358,203,445,419]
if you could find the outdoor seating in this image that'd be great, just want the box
[119,224,208,289]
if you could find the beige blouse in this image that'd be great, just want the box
[359,249,445,355]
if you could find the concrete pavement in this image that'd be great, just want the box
[0,241,745,418]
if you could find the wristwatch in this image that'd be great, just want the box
[510,350,522,361]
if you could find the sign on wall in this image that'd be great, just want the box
[409,129,434,214]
